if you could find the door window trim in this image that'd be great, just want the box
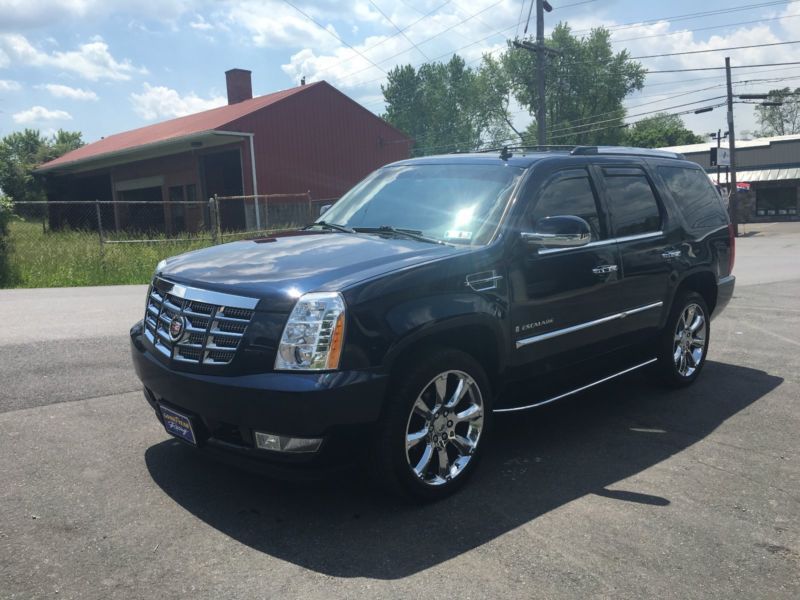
[523,166,609,242]
[537,230,663,255]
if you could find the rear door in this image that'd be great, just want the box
[595,164,673,333]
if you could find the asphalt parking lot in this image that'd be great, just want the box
[1,224,798,599]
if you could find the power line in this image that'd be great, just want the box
[358,18,520,93]
[523,0,535,34]
[316,0,452,74]
[338,0,507,82]
[515,0,527,38]
[612,13,800,44]
[368,0,430,60]
[511,85,730,127]
[548,103,727,141]
[281,0,387,74]
[348,0,800,100]
[553,0,600,9]
[546,96,727,136]
[647,61,800,74]
[360,1,800,113]
[630,39,800,60]
[403,99,728,154]
[572,0,799,36]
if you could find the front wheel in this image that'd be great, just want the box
[371,348,492,501]
[652,290,710,387]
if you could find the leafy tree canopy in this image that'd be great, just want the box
[503,24,646,146]
[623,113,705,148]
[0,129,84,203]
[754,87,800,137]
[382,55,512,156]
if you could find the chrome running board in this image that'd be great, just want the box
[493,358,658,413]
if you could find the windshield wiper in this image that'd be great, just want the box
[304,221,356,234]
[354,225,454,247]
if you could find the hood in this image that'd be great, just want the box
[158,231,464,310]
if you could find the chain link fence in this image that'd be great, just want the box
[2,193,337,288]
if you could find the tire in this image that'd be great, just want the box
[652,290,710,388]
[371,347,492,502]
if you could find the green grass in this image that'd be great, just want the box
[4,220,215,288]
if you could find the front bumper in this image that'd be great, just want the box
[130,322,388,472]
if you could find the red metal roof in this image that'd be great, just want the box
[38,82,324,171]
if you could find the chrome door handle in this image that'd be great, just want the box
[662,250,681,260]
[592,264,618,275]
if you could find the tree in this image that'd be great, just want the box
[623,113,705,148]
[0,129,84,203]
[503,24,646,145]
[754,87,800,137]
[382,55,512,156]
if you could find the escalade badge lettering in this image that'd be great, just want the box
[516,318,554,333]
[169,315,186,342]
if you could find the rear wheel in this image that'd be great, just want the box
[652,290,710,387]
[371,348,491,501]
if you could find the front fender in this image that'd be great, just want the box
[381,293,509,372]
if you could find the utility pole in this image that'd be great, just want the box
[725,56,739,236]
[513,0,554,145]
[535,0,547,145]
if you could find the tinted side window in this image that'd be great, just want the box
[529,170,604,240]
[602,168,661,236]
[658,166,729,229]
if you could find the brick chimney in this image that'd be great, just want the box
[225,68,252,104]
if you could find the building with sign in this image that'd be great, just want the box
[662,134,800,222]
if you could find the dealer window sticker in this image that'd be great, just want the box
[445,230,473,241]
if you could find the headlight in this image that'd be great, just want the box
[275,292,346,371]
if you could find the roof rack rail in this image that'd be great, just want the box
[478,145,576,154]
[570,146,686,160]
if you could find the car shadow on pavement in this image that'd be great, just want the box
[145,360,782,579]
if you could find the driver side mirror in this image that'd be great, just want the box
[319,203,333,216]
[520,215,592,249]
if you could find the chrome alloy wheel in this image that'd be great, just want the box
[673,303,707,378]
[404,370,484,486]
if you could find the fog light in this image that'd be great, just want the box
[254,431,322,453]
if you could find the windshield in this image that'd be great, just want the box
[318,163,524,245]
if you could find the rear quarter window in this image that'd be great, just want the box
[657,166,729,230]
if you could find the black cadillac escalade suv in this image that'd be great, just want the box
[130,146,735,500]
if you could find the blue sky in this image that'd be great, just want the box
[2,0,800,144]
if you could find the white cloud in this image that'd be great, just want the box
[0,78,21,91]
[0,0,197,30]
[189,15,213,31]
[224,0,349,51]
[12,105,72,123]
[38,83,98,100]
[0,34,147,80]
[130,83,226,120]
[277,0,520,89]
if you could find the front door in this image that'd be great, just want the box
[508,167,625,368]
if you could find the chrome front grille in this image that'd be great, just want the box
[143,278,258,365]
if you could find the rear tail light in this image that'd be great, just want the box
[728,223,736,274]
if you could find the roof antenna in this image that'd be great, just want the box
[499,145,512,160]
[300,76,306,86]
